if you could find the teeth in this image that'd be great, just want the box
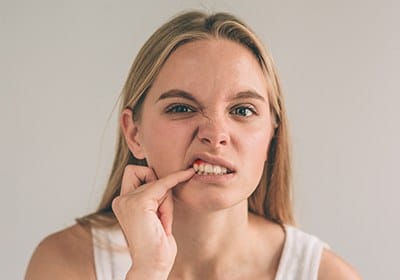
[213,165,221,174]
[193,161,230,175]
[204,164,213,173]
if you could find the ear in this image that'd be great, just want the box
[120,108,146,160]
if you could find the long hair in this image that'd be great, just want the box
[77,10,294,228]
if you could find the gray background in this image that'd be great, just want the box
[3,0,399,279]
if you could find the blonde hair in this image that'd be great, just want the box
[77,10,294,228]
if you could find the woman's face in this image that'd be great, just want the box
[133,39,274,211]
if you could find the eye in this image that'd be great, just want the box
[165,104,196,114]
[230,105,257,117]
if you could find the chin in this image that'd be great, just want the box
[172,181,247,213]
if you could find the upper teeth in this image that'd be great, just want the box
[193,162,229,175]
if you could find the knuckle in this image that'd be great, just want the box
[123,164,136,174]
[111,196,121,210]
[112,192,144,211]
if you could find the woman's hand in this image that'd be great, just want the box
[112,165,195,279]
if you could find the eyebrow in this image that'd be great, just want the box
[157,89,198,103]
[156,89,266,103]
[228,90,266,102]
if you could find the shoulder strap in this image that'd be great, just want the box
[91,226,131,280]
[275,225,327,280]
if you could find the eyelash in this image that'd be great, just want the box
[165,103,257,118]
[165,103,197,114]
[230,105,257,117]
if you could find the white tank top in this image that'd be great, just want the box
[91,224,328,280]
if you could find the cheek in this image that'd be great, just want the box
[238,126,271,180]
[241,124,271,161]
[254,134,270,161]
[141,120,191,176]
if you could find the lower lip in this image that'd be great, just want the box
[191,172,236,184]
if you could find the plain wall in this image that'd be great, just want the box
[3,0,399,279]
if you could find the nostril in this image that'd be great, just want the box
[199,136,228,146]
[196,120,230,147]
[200,137,211,144]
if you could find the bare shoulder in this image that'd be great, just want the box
[318,248,362,280]
[25,223,96,280]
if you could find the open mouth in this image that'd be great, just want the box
[192,159,234,176]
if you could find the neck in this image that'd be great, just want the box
[170,201,255,278]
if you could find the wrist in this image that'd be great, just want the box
[126,266,170,280]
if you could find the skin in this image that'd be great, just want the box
[133,39,274,213]
[120,38,279,279]
[25,39,362,280]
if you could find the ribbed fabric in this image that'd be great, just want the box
[91,224,327,280]
[275,225,328,280]
[91,226,131,280]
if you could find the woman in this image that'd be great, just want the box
[25,11,360,279]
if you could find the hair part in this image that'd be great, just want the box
[77,10,294,228]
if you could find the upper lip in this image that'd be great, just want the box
[187,153,237,173]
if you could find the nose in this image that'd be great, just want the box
[196,114,230,148]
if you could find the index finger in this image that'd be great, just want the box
[144,168,195,199]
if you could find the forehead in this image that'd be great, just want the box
[148,38,268,99]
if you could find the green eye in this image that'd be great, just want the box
[231,106,256,117]
[166,104,195,113]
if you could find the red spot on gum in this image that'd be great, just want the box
[194,159,204,165]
